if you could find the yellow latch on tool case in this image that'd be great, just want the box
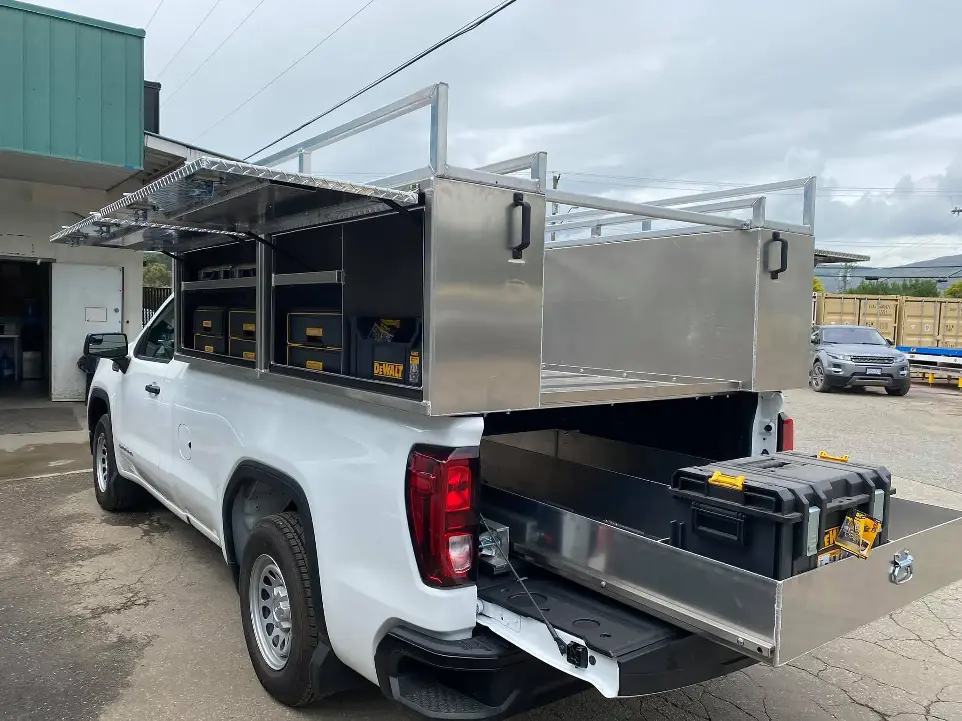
[818,451,850,463]
[708,470,746,491]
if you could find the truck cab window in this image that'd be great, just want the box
[136,303,175,362]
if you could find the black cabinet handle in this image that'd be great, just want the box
[145,383,160,395]
[767,231,789,279]
[511,192,532,260]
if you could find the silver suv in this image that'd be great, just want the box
[810,324,911,395]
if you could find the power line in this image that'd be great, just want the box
[191,0,376,144]
[162,0,269,107]
[144,0,167,29]
[155,0,225,79]
[244,0,523,161]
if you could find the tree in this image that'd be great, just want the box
[846,278,940,297]
[143,251,172,272]
[945,281,962,298]
[143,262,171,288]
[813,277,825,292]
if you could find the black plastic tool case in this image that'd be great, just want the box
[287,311,344,347]
[229,309,256,340]
[193,307,226,336]
[194,333,226,355]
[671,453,892,580]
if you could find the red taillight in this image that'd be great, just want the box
[407,447,477,587]
[777,413,794,451]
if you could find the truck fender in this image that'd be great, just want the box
[87,388,111,452]
[222,461,363,697]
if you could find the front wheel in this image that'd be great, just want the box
[886,383,911,396]
[92,415,148,512]
[810,361,831,393]
[239,512,322,707]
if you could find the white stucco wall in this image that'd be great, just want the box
[0,178,143,336]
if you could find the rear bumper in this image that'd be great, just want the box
[374,576,755,720]
[374,625,586,720]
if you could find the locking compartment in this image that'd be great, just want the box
[476,397,962,668]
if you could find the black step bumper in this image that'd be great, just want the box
[374,572,754,720]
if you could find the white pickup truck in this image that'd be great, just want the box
[65,85,962,720]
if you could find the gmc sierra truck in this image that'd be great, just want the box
[62,83,962,720]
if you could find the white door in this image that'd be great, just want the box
[112,299,180,502]
[51,264,123,401]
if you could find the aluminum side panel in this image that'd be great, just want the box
[542,230,760,387]
[776,498,962,664]
[425,179,546,415]
[754,231,814,390]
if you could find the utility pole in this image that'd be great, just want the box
[550,173,561,243]
[838,262,853,292]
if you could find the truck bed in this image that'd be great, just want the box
[477,429,962,667]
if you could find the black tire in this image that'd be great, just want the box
[886,383,911,396]
[810,361,831,393]
[239,512,323,707]
[92,415,148,512]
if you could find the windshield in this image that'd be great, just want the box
[821,327,887,345]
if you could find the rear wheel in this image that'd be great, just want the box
[810,361,830,393]
[92,415,148,512]
[240,512,321,707]
[886,383,911,396]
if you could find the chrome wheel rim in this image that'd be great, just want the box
[95,433,109,493]
[248,554,293,670]
[811,364,824,389]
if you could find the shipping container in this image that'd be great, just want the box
[817,293,860,326]
[858,296,899,341]
[940,300,962,349]
[898,298,940,348]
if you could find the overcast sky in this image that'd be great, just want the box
[43,0,962,266]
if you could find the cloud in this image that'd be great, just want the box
[41,0,962,263]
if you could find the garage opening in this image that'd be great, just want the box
[0,260,50,401]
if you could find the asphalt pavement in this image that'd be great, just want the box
[1,386,961,720]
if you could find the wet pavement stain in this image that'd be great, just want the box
[99,510,173,543]
[0,473,153,721]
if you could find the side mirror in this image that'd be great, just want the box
[885,338,894,347]
[85,332,130,372]
[85,332,128,358]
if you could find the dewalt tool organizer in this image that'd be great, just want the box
[351,317,422,387]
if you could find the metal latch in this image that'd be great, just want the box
[805,506,821,556]
[890,549,914,585]
[479,521,510,575]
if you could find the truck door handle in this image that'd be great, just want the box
[511,192,532,260]
[145,383,160,395]
[766,231,789,279]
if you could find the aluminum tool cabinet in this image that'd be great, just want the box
[49,81,814,419]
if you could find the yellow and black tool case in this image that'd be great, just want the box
[229,337,256,361]
[229,309,256,339]
[193,307,227,336]
[287,311,343,348]
[670,453,893,580]
[194,333,226,355]
[351,317,422,386]
[287,344,345,374]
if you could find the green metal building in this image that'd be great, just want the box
[0,1,213,401]
[0,0,145,187]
